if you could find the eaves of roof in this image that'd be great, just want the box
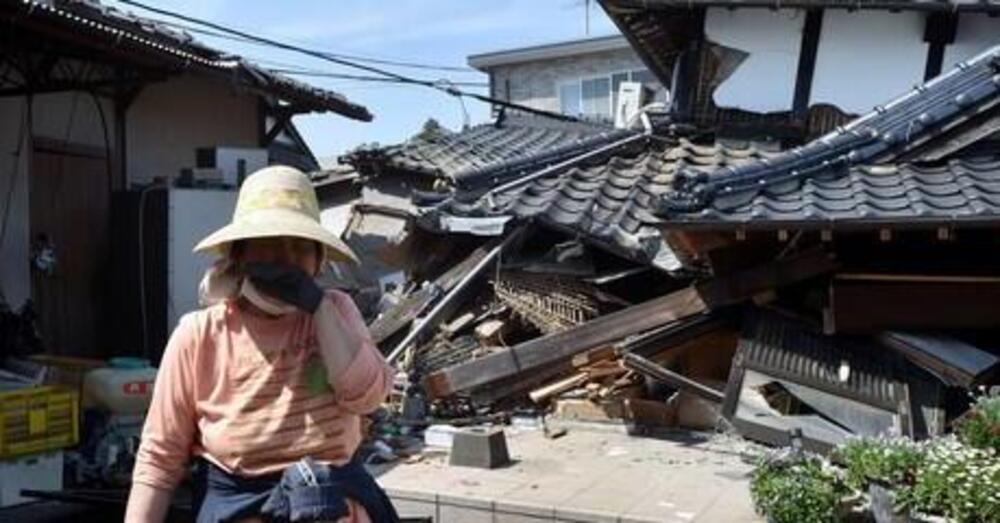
[467,34,631,71]
[4,0,372,121]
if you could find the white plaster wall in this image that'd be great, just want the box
[127,75,259,185]
[705,8,804,112]
[941,14,1000,73]
[361,180,418,213]
[489,48,659,113]
[810,11,928,114]
[167,188,237,329]
[320,203,354,238]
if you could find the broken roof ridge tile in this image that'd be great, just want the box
[659,44,1000,218]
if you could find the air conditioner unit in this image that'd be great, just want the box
[195,147,268,187]
[614,81,647,129]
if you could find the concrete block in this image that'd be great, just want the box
[449,427,511,469]
[496,512,557,523]
[495,500,556,522]
[389,488,438,520]
[619,516,665,523]
[386,486,437,502]
[392,498,437,520]
[553,506,620,523]
[438,495,494,523]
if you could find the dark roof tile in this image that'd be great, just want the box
[438,138,769,269]
[343,117,629,190]
[667,159,1000,229]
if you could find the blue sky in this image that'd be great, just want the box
[109,1,620,163]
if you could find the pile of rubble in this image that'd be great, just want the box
[362,222,1000,459]
[337,46,1000,459]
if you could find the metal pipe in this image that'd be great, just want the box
[620,351,724,403]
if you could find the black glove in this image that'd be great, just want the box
[245,262,324,314]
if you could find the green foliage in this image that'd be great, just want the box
[750,451,850,523]
[837,437,925,492]
[752,435,1000,523]
[902,438,1000,523]
[955,393,1000,454]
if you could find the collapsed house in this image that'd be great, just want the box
[343,1,1000,451]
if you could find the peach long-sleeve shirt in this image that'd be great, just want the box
[133,290,393,519]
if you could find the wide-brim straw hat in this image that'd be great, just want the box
[194,165,359,264]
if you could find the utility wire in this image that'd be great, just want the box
[156,19,477,74]
[266,67,488,88]
[118,0,583,123]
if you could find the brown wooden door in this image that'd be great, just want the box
[30,141,111,357]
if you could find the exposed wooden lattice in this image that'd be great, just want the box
[492,271,599,335]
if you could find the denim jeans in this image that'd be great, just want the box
[193,457,399,523]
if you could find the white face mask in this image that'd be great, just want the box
[240,278,298,316]
[198,260,239,306]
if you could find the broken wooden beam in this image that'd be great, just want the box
[825,276,1000,333]
[474,319,506,345]
[528,361,626,404]
[369,244,491,344]
[696,247,838,308]
[441,312,476,337]
[423,286,708,399]
[620,352,724,403]
[529,373,589,404]
[388,228,526,363]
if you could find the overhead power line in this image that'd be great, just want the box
[267,67,488,88]
[155,19,477,74]
[118,0,583,123]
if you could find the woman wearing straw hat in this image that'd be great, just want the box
[125,166,398,523]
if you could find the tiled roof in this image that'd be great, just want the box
[4,0,371,120]
[656,44,1000,229]
[438,139,774,269]
[672,159,1000,230]
[343,117,631,191]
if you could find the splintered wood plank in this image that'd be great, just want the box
[529,373,589,404]
[424,286,707,398]
[369,241,494,344]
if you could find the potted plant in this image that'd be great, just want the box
[837,437,925,522]
[750,449,855,523]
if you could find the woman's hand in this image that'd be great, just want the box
[313,290,394,414]
[125,483,173,523]
[313,295,365,380]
